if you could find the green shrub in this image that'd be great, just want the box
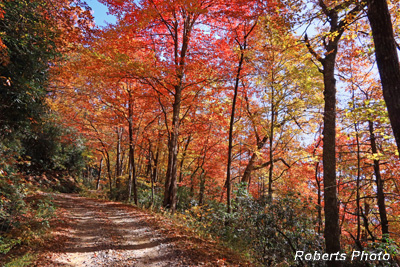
[171,183,324,266]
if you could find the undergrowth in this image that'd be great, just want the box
[79,180,400,266]
[131,182,322,266]
[0,156,57,266]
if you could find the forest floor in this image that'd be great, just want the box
[33,193,250,267]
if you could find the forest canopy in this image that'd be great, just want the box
[1,0,400,266]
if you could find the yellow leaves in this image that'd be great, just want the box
[326,30,340,42]
[345,32,357,41]
[369,152,382,161]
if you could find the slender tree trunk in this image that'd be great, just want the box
[322,54,341,264]
[146,141,154,206]
[128,91,138,205]
[179,135,191,183]
[369,120,389,237]
[137,150,144,180]
[151,170,154,206]
[162,15,196,213]
[361,201,375,242]
[367,0,400,157]
[268,88,275,200]
[163,87,182,212]
[152,145,159,183]
[117,128,123,175]
[315,162,322,234]
[355,123,362,249]
[115,127,122,199]
[150,142,159,207]
[147,141,152,178]
[198,169,206,206]
[128,135,137,204]
[226,49,245,214]
[116,128,121,178]
[305,2,365,261]
[105,151,112,194]
[96,157,103,190]
[225,21,258,212]
[164,138,173,203]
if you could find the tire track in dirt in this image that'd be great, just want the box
[36,194,185,267]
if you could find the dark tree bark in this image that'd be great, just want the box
[226,50,244,214]
[162,13,197,213]
[361,201,376,242]
[241,135,268,184]
[163,87,181,212]
[369,120,389,237]
[268,89,275,200]
[241,94,268,185]
[315,161,322,234]
[226,21,257,213]
[367,0,400,157]
[90,123,112,194]
[179,135,192,183]
[198,168,206,206]
[312,136,322,234]
[354,122,362,249]
[146,141,152,178]
[304,2,365,265]
[128,90,138,205]
[104,150,112,194]
[115,127,123,199]
[241,153,257,184]
[147,141,154,206]
[96,157,103,190]
[152,144,159,183]
[321,51,341,264]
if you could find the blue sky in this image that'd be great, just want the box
[86,0,116,26]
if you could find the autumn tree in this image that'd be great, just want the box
[100,0,241,211]
[240,14,323,200]
[366,0,400,157]
[302,0,366,264]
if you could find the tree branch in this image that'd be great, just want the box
[253,158,290,171]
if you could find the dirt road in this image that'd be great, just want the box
[36,194,190,267]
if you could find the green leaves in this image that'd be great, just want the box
[0,0,54,137]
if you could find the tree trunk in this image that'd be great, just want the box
[179,135,191,183]
[355,122,362,250]
[313,157,322,235]
[148,140,155,176]
[369,120,389,237]
[128,91,138,205]
[105,150,112,194]
[226,48,245,213]
[241,153,257,184]
[198,169,206,206]
[322,54,341,264]
[305,5,351,259]
[361,201,375,242]
[96,157,103,190]
[163,87,182,212]
[241,136,268,184]
[152,145,159,183]
[367,0,400,157]
[268,88,275,200]
[115,127,122,199]
[225,21,259,213]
